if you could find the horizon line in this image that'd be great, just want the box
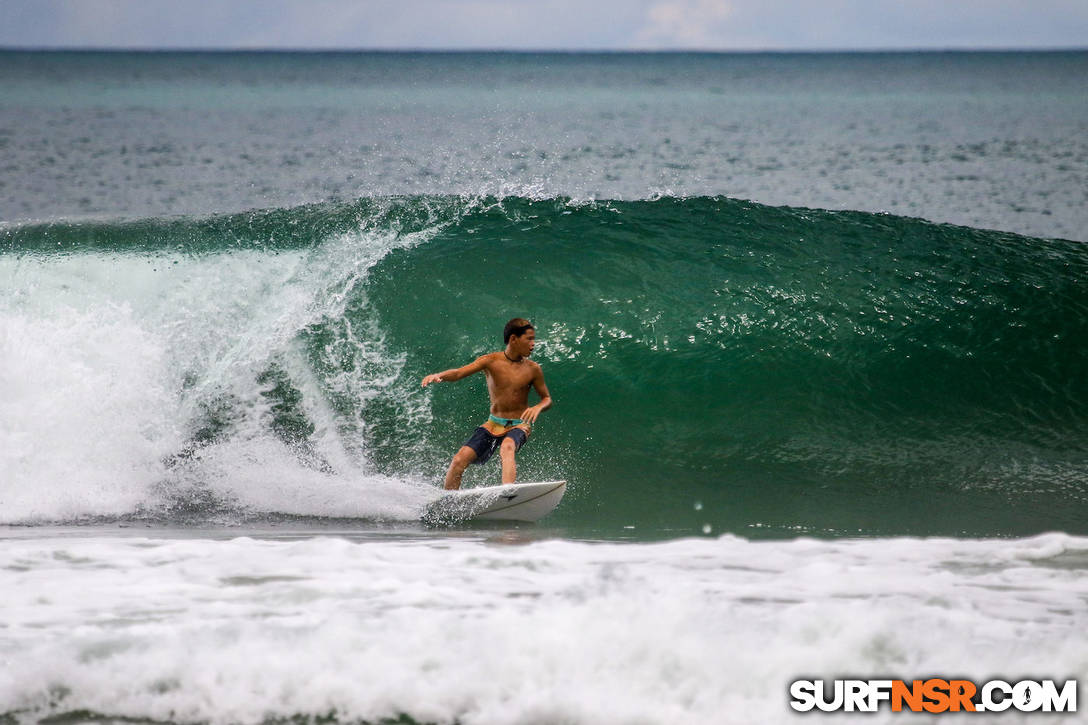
[2,45,1087,54]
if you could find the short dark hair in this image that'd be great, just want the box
[503,318,534,344]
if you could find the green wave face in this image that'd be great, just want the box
[361,197,1088,536]
[5,196,1088,536]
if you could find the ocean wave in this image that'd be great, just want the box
[3,196,1087,534]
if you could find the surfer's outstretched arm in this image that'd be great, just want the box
[421,355,490,387]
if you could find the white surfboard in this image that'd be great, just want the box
[423,480,567,524]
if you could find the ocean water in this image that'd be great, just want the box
[3,51,1087,239]
[2,51,1088,724]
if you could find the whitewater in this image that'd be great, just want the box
[2,532,1086,724]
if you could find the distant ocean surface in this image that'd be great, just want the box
[3,50,1087,240]
[2,51,1087,724]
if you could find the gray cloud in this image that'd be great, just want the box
[1,0,1086,50]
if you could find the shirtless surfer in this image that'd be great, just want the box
[421,318,552,490]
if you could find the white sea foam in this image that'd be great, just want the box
[0,210,448,524]
[0,532,1085,724]
[0,281,181,520]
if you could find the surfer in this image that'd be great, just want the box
[421,318,552,489]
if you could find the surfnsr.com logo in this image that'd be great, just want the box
[789,679,1077,713]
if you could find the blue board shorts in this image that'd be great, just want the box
[463,426,528,465]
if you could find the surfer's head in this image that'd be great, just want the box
[503,318,535,357]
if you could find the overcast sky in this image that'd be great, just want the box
[2,0,1087,51]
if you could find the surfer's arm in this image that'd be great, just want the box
[520,366,552,423]
[421,355,490,387]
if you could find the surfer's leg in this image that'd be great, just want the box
[499,428,528,484]
[444,446,477,490]
[499,438,517,483]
